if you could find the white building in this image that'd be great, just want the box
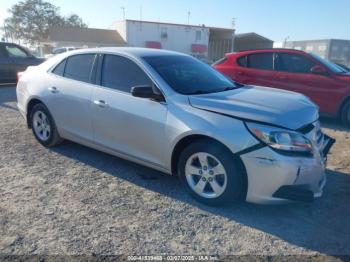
[111,19,235,62]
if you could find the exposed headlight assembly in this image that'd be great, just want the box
[246,122,313,153]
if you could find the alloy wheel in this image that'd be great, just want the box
[185,152,227,199]
[32,110,51,142]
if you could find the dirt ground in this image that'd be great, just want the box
[0,86,349,259]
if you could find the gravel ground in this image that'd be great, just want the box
[0,86,350,258]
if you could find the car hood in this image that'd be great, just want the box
[188,85,319,130]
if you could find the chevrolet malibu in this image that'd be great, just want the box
[16,48,335,205]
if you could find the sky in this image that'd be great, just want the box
[1,0,350,42]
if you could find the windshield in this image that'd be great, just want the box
[143,55,237,95]
[309,53,347,74]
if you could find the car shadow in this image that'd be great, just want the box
[51,140,350,256]
[320,116,350,132]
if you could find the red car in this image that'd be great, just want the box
[214,49,350,125]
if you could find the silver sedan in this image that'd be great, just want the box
[16,48,335,205]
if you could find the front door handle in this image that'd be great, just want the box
[48,86,59,93]
[94,100,108,108]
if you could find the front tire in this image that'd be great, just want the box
[30,103,63,147]
[341,100,350,126]
[178,140,246,205]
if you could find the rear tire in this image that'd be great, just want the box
[178,140,246,206]
[341,100,350,126]
[30,103,63,147]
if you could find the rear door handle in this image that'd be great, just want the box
[94,100,108,108]
[48,86,59,93]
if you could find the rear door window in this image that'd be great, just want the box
[64,54,95,83]
[247,53,273,70]
[275,53,316,74]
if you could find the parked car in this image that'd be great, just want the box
[213,49,350,125]
[0,42,45,84]
[336,63,350,72]
[16,48,334,205]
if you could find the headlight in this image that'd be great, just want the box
[246,122,313,153]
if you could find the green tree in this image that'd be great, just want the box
[3,0,87,44]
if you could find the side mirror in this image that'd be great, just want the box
[311,65,328,76]
[131,85,165,102]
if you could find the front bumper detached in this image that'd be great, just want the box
[241,133,335,204]
[273,134,335,202]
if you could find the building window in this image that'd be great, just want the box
[318,45,326,51]
[306,45,314,51]
[196,30,202,41]
[161,27,168,40]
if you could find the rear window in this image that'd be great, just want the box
[248,53,273,70]
[64,54,95,83]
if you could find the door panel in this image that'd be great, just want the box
[45,54,96,141]
[91,54,167,166]
[92,88,167,166]
[46,77,95,141]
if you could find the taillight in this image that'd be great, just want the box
[17,72,24,82]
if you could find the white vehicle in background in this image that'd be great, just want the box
[45,47,83,59]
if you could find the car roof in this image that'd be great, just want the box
[66,47,188,59]
[226,48,307,57]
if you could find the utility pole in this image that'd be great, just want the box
[121,6,126,20]
[187,10,191,25]
[140,5,143,21]
[140,5,143,31]
[231,18,236,52]
[231,18,236,29]
[283,36,290,47]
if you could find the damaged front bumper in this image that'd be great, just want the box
[240,133,335,204]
